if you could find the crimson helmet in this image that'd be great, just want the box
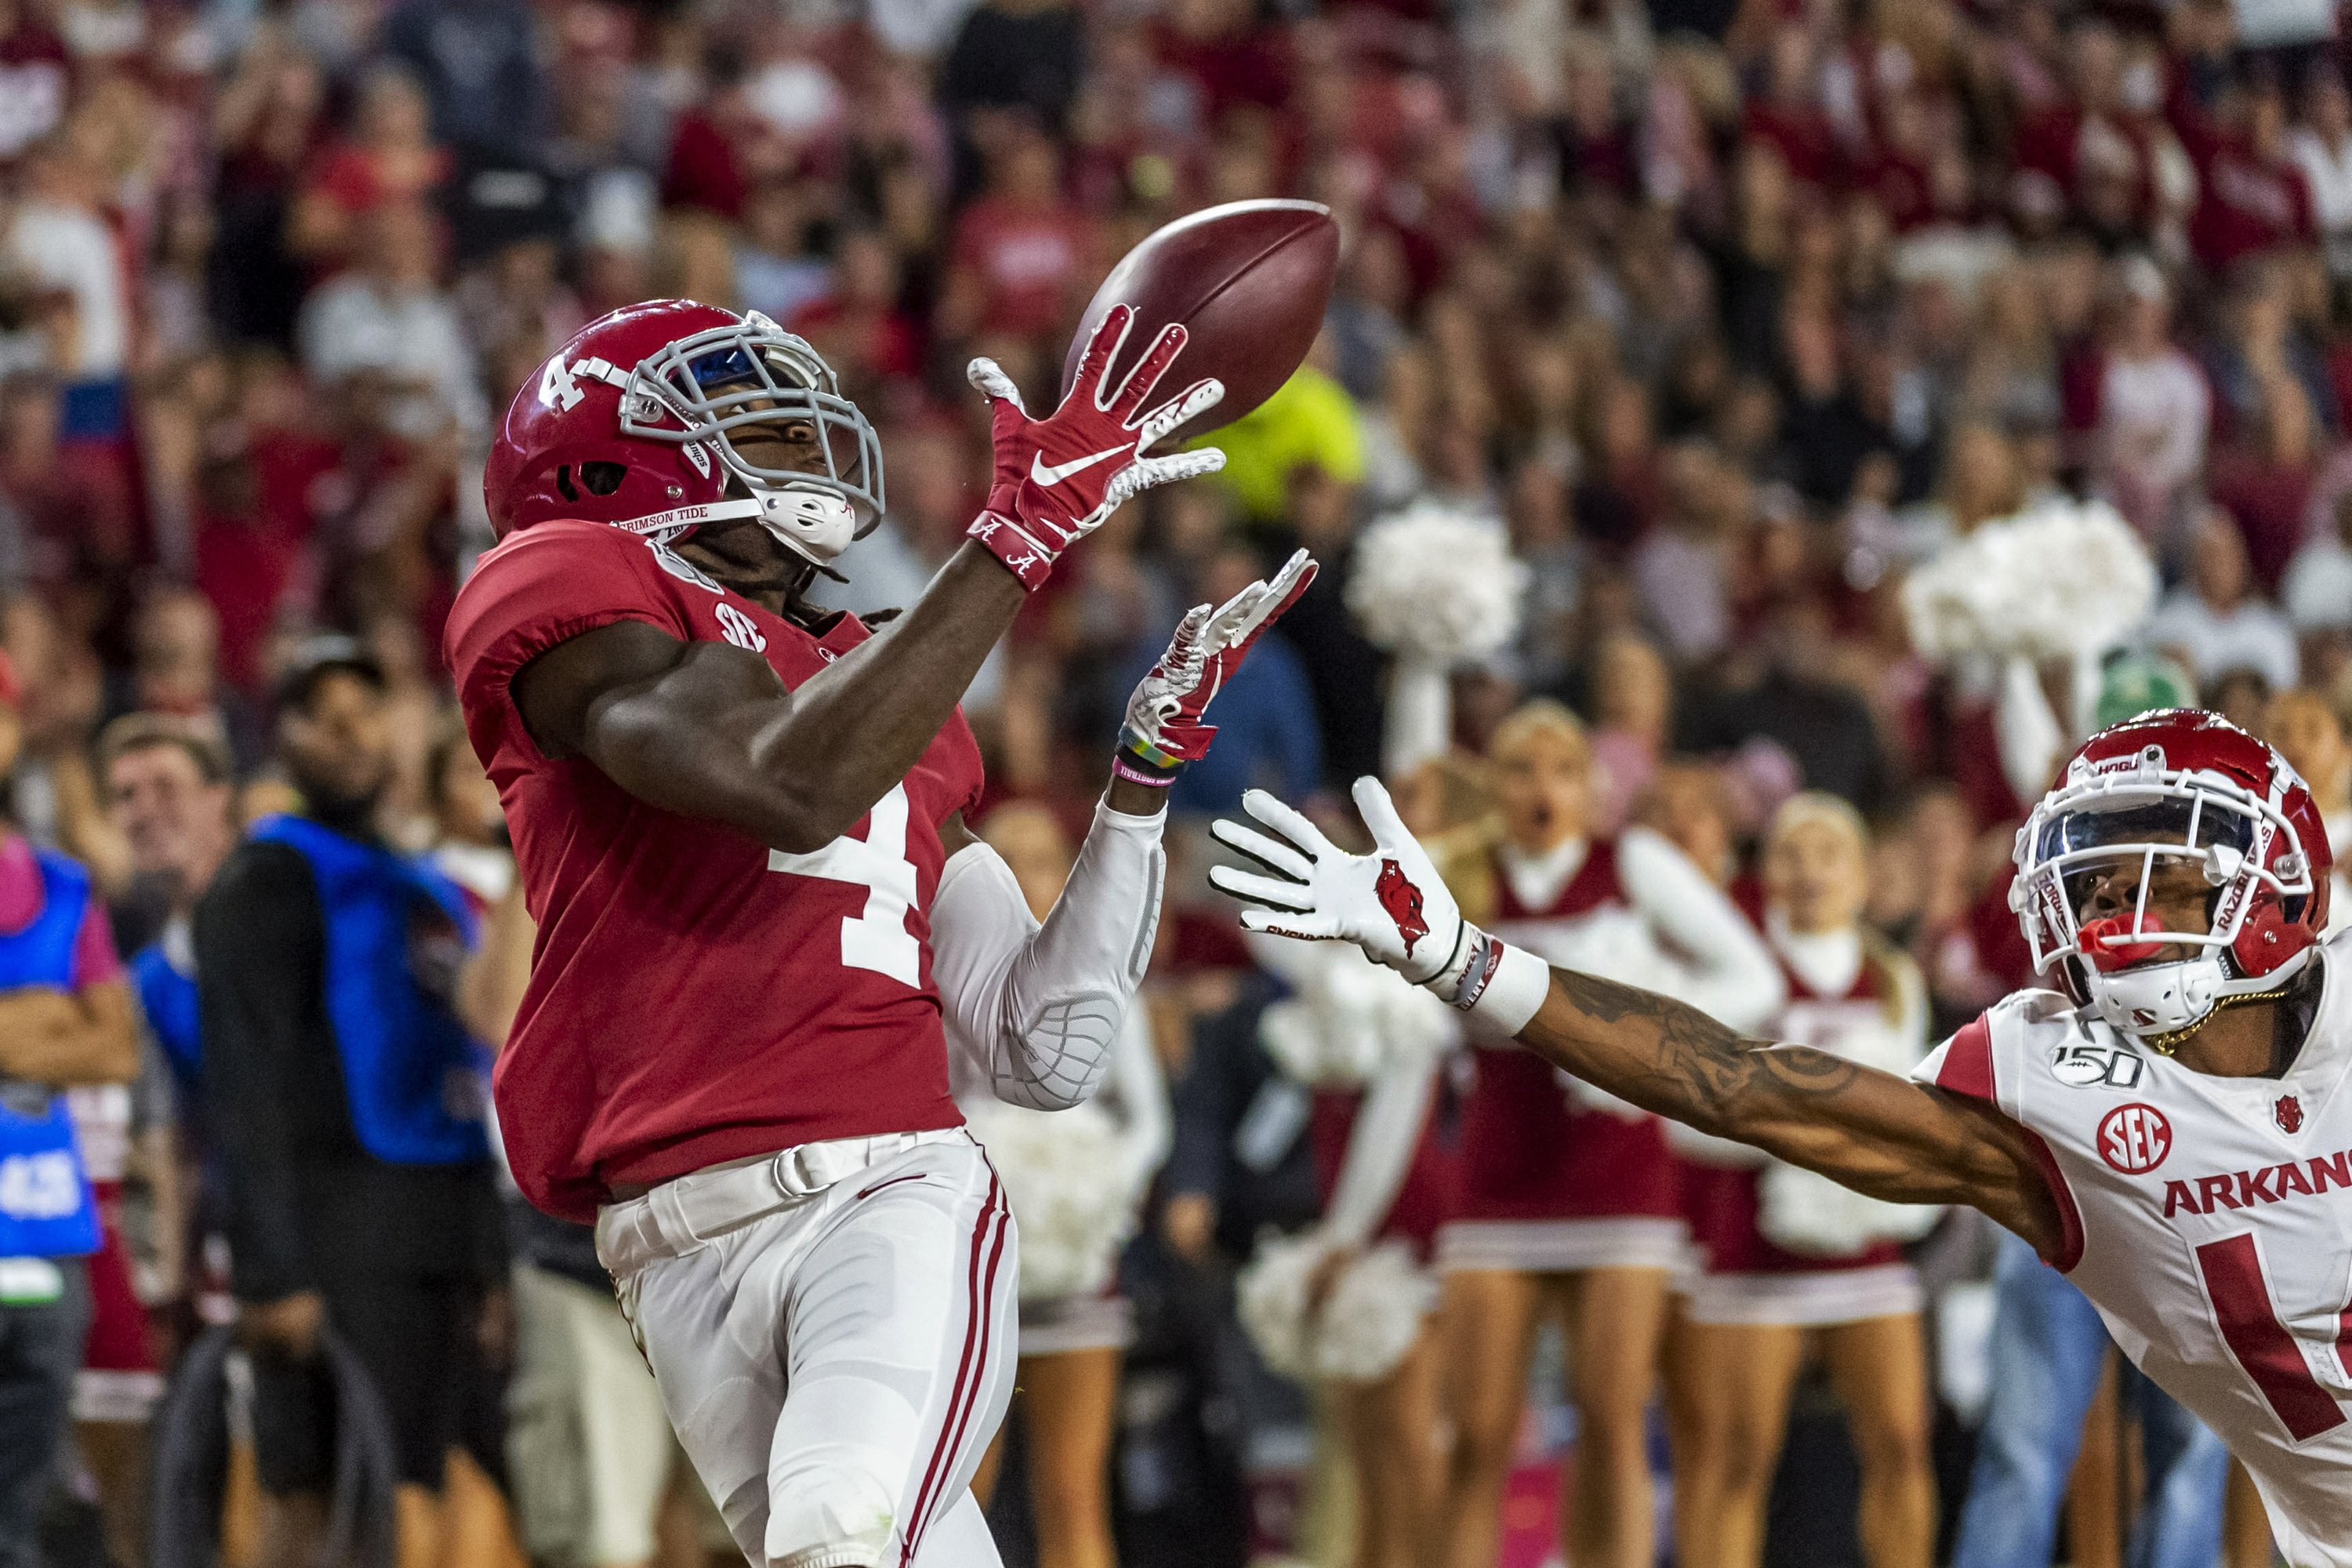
[2011,708,2332,1045]
[484,299,884,564]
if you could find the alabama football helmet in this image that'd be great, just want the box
[2011,709,2332,1045]
[484,299,884,566]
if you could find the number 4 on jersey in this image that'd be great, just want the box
[768,784,920,986]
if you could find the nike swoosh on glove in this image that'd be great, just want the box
[1207,778,1478,992]
[966,304,1227,590]
[1122,549,1318,771]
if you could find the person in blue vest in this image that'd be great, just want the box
[0,648,141,1568]
[196,636,505,1568]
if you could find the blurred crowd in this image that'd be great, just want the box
[5,0,2352,1556]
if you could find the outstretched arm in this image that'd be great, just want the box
[1210,777,2064,1258]
[931,554,1316,1109]
[506,308,1225,855]
[1512,966,2058,1252]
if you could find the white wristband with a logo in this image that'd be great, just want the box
[1431,924,1549,1035]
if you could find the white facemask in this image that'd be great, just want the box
[755,483,860,565]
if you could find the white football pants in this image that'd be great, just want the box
[596,1129,1017,1568]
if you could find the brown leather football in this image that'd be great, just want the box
[1061,198,1341,443]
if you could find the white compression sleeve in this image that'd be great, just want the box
[930,801,1167,1111]
[1319,1053,1438,1249]
[1616,824,1787,1033]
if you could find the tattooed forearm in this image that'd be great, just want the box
[1524,964,2053,1241]
[1544,968,1862,1135]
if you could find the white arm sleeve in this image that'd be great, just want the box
[930,800,1167,1110]
[1319,1054,1438,1249]
[1617,825,1786,1033]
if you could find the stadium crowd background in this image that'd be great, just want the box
[4,0,2352,1555]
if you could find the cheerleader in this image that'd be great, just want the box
[1671,793,1938,1568]
[1431,702,1783,1568]
[1258,756,1478,1568]
[956,804,1171,1568]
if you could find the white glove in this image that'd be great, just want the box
[1211,778,1552,1033]
[1209,777,1472,988]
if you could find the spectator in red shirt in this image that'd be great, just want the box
[287,67,449,270]
[1741,25,1840,191]
[938,122,1089,354]
[788,227,922,400]
[2211,373,2321,596]
[2181,74,2315,276]
[0,375,133,590]
[1151,0,1294,127]
[2007,16,2164,245]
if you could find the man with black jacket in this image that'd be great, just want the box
[197,638,503,1568]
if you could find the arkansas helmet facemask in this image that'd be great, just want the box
[2011,708,2332,1048]
[484,299,884,568]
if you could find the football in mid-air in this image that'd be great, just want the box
[1062,198,1341,442]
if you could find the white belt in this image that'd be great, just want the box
[595,1128,968,1272]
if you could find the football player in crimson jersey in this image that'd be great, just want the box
[1211,709,2352,1566]
[445,299,1312,1568]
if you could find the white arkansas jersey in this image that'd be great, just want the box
[1915,934,2352,1565]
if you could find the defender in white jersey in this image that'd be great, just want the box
[1206,708,2352,1566]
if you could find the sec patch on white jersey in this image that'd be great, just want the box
[1916,932,2352,1566]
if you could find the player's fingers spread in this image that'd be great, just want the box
[1073,306,1135,409]
[1167,604,1212,657]
[1111,324,1190,421]
[966,357,1025,412]
[1134,450,1225,492]
[1265,550,1318,613]
[1138,378,1224,452]
[1351,776,1417,851]
[1210,817,1316,880]
[1241,787,1339,859]
[1207,865,1316,912]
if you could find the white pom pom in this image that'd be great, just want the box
[1236,1234,1437,1384]
[1236,1232,1323,1381]
[1255,942,1459,1087]
[1901,498,2156,664]
[1345,501,1530,667]
[1313,1242,1438,1381]
[1758,1161,1942,1256]
[960,1100,1141,1302]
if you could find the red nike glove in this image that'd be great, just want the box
[965,306,1226,590]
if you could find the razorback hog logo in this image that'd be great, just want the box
[1374,858,1430,957]
[2277,1094,2304,1134]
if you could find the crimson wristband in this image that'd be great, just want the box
[967,511,1055,590]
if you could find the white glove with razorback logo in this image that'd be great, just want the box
[1209,778,1552,1032]
[1115,549,1318,787]
[966,305,1227,591]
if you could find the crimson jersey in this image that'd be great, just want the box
[445,519,982,1221]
